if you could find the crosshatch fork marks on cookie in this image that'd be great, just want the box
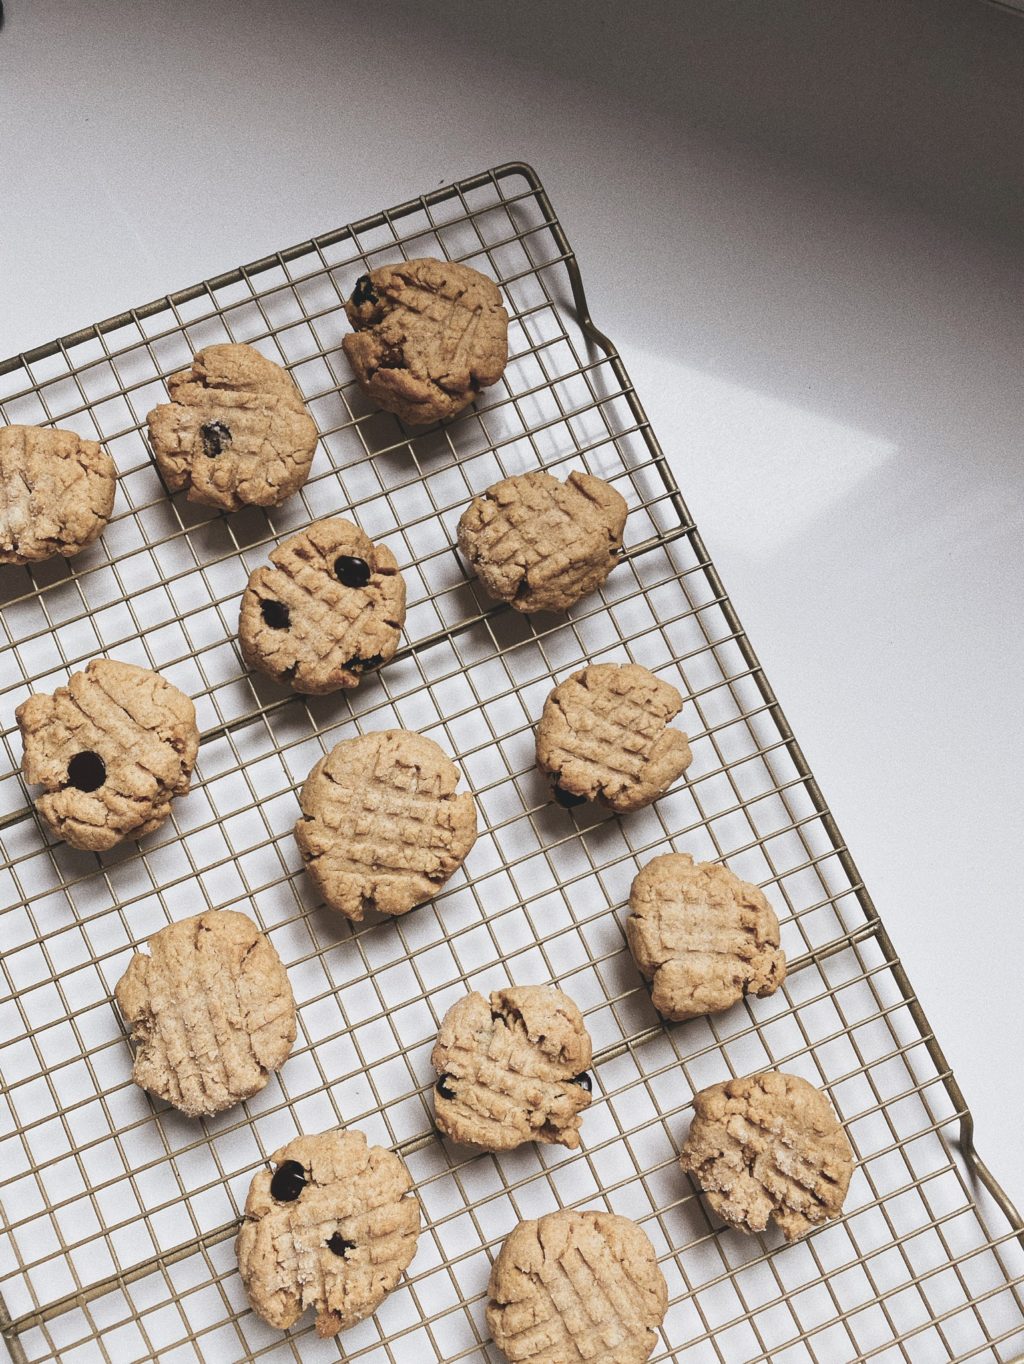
[0,163,1022,1364]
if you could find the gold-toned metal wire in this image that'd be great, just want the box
[0,162,1021,1364]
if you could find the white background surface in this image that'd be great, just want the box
[0,0,1021,1342]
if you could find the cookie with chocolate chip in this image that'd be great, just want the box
[16,657,198,851]
[236,1128,420,1337]
[238,518,406,694]
[343,258,509,425]
[0,424,116,564]
[458,470,627,612]
[147,343,318,510]
[432,986,594,1150]
[536,663,692,813]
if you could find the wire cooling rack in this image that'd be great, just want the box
[0,162,1021,1364]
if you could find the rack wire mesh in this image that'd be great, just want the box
[0,161,1021,1364]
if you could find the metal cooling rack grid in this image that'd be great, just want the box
[0,162,1021,1364]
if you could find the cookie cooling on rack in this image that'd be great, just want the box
[457,469,628,612]
[431,986,594,1150]
[238,517,406,694]
[487,1210,668,1364]
[115,909,295,1118]
[536,662,692,812]
[343,257,509,424]
[236,1128,420,1337]
[627,853,786,1020]
[0,423,116,564]
[680,1070,855,1241]
[147,342,317,510]
[295,728,477,920]
[16,658,198,851]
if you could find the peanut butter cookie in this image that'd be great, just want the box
[343,258,508,424]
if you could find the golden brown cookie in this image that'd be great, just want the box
[627,853,786,1021]
[236,1128,420,1338]
[115,910,295,1118]
[147,343,317,510]
[295,729,477,921]
[238,518,406,694]
[457,470,628,612]
[432,986,593,1151]
[16,658,199,851]
[487,1210,668,1364]
[343,258,509,424]
[679,1071,855,1241]
[0,424,116,564]
[535,663,692,813]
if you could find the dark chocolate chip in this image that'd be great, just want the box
[553,785,587,808]
[326,1232,356,1257]
[351,274,378,307]
[490,1010,505,1024]
[260,599,290,630]
[67,751,106,792]
[200,421,232,457]
[435,1074,457,1100]
[270,1159,307,1202]
[335,555,372,588]
[343,653,383,674]
[569,1071,593,1092]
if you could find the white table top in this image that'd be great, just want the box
[1,1,1021,1357]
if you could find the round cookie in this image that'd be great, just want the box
[487,1210,668,1364]
[457,470,628,613]
[146,342,318,511]
[115,909,295,1118]
[535,663,692,813]
[432,986,593,1151]
[0,423,116,564]
[679,1071,855,1241]
[238,518,406,694]
[343,257,509,425]
[627,852,786,1021]
[16,658,198,851]
[236,1128,420,1338]
[295,729,477,921]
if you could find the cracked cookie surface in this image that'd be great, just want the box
[343,258,508,424]
[0,424,116,564]
[115,909,295,1118]
[457,470,627,612]
[487,1209,668,1364]
[535,663,692,813]
[16,658,198,851]
[680,1071,855,1241]
[432,986,593,1151]
[627,853,786,1021]
[147,343,317,510]
[295,729,477,921]
[239,518,406,694]
[237,1128,420,1338]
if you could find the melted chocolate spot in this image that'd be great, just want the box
[67,751,106,792]
[200,421,232,457]
[261,599,290,630]
[270,1159,307,1202]
[351,274,378,307]
[326,1232,356,1257]
[569,1071,593,1092]
[553,785,587,808]
[343,653,383,674]
[335,555,372,588]
[435,1074,457,1100]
